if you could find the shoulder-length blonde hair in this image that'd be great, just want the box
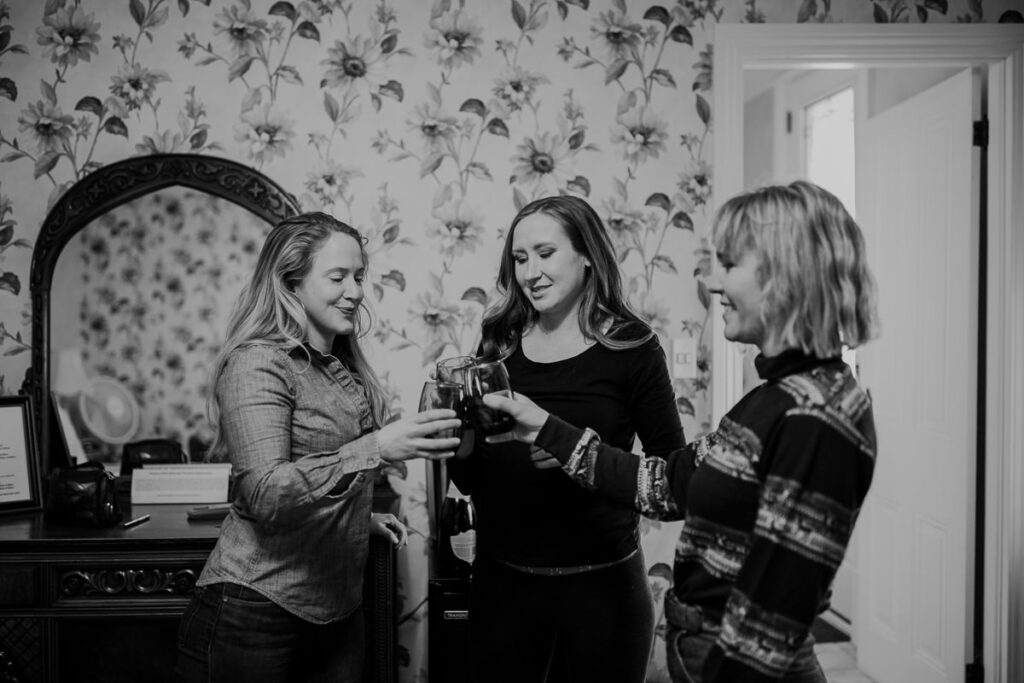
[712,180,880,358]
[480,195,652,360]
[206,212,388,460]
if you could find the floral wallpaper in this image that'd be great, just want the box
[0,0,1020,681]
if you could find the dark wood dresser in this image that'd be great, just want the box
[0,504,396,683]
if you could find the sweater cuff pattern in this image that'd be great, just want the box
[563,427,600,490]
[636,456,679,518]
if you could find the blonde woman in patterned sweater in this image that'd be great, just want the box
[484,180,880,683]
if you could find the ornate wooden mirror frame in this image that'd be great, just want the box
[22,153,299,478]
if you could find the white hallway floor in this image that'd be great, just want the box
[816,642,877,683]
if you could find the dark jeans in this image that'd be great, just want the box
[469,551,655,683]
[175,582,364,683]
[666,628,826,683]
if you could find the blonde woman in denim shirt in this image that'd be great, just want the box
[175,212,461,683]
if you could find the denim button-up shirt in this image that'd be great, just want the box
[197,343,383,623]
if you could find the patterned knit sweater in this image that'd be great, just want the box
[534,350,876,682]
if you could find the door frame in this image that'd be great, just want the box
[712,24,1024,683]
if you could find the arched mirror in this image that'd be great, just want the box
[23,154,299,478]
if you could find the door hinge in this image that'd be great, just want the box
[973,119,989,148]
[966,661,984,683]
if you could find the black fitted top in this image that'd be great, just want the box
[446,335,683,567]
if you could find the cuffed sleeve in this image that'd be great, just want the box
[535,414,696,521]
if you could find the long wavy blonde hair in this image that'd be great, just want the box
[205,212,388,460]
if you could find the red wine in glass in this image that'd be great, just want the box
[461,360,515,442]
[419,380,463,439]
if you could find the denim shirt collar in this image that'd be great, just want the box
[295,341,339,365]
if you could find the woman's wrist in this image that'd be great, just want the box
[533,415,582,465]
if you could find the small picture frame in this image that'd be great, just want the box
[0,395,43,515]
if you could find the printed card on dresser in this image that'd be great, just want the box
[130,463,231,504]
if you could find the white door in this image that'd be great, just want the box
[855,69,980,683]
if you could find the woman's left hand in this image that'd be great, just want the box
[370,513,408,549]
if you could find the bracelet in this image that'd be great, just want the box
[564,428,600,490]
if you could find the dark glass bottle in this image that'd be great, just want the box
[438,481,476,577]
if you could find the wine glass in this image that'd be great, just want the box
[436,355,474,383]
[461,359,515,443]
[418,380,464,439]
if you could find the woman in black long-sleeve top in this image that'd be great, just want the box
[447,195,683,683]
[485,181,881,683]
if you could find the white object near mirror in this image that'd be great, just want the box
[52,347,91,399]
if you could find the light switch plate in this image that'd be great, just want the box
[672,337,698,379]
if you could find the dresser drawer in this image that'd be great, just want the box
[50,559,205,608]
[0,564,41,608]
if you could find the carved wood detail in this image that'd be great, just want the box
[57,567,198,598]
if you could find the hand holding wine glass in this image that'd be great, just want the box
[481,390,559,468]
[375,409,461,462]
[481,390,549,445]
[418,380,464,440]
[462,359,516,444]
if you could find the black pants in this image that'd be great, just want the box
[468,551,654,683]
